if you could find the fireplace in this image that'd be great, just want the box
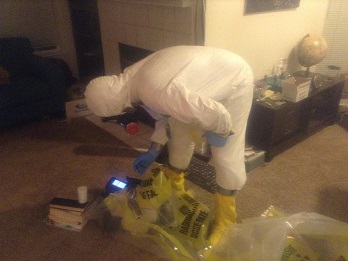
[119,43,153,72]
[98,0,204,75]
[118,43,157,127]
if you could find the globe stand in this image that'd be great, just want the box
[296,67,316,78]
[305,67,310,77]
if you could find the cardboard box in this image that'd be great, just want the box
[342,72,348,93]
[282,76,311,102]
[65,98,93,119]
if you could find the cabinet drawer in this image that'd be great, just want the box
[272,107,301,144]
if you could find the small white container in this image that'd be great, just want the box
[77,186,88,204]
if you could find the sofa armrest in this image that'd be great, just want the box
[28,55,67,102]
[29,55,63,84]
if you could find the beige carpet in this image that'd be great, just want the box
[0,117,347,260]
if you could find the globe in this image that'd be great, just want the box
[297,34,328,76]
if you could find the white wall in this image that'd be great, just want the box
[205,0,330,80]
[0,0,79,79]
[0,0,57,48]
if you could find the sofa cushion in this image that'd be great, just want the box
[0,78,53,111]
[0,65,10,84]
[0,37,69,128]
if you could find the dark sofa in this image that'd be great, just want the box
[0,37,70,129]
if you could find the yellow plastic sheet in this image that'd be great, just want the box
[104,174,348,261]
[104,166,211,260]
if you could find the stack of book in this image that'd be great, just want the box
[47,197,93,231]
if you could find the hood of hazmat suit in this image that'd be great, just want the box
[84,75,131,117]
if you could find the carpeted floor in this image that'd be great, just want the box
[0,117,347,260]
[0,118,168,261]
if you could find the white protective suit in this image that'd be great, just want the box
[85,46,253,191]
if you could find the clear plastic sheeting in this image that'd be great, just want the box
[198,206,348,261]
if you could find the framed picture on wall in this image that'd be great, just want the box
[245,0,300,14]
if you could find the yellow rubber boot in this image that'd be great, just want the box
[164,167,185,195]
[208,193,237,246]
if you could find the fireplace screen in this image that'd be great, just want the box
[119,43,153,72]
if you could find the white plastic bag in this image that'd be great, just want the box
[199,209,348,261]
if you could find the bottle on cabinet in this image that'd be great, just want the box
[275,58,291,91]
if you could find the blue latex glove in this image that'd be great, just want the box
[204,130,230,147]
[133,148,160,174]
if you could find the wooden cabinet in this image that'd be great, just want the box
[246,74,345,161]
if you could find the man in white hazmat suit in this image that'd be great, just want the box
[84,45,254,245]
